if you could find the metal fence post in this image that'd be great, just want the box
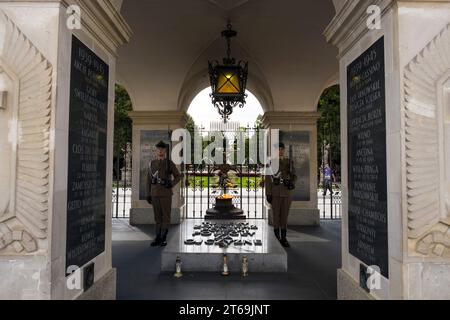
[115,157,119,219]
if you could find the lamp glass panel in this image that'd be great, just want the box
[216,67,241,94]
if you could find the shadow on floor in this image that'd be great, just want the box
[112,220,341,300]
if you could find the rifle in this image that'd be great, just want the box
[286,145,296,191]
[164,132,173,188]
[147,162,153,204]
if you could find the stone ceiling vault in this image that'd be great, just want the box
[116,0,340,113]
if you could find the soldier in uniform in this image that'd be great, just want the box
[265,143,297,248]
[147,141,181,247]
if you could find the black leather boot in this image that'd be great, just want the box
[280,229,290,248]
[151,228,162,247]
[274,228,281,241]
[160,229,169,247]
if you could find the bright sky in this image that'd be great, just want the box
[187,88,264,131]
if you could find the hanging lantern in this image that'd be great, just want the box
[208,23,248,122]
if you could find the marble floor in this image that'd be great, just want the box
[112,219,342,300]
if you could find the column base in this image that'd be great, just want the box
[130,207,182,225]
[289,208,320,226]
[269,208,320,226]
[337,269,375,300]
[77,268,117,300]
[0,255,49,300]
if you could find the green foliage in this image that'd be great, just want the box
[317,85,341,173]
[185,113,203,163]
[255,114,263,129]
[185,113,196,134]
[114,84,133,157]
[187,175,263,189]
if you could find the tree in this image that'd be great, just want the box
[317,85,341,181]
[185,113,196,138]
[254,114,264,129]
[185,113,203,164]
[114,84,133,158]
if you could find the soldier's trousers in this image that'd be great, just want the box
[152,197,172,229]
[272,195,292,229]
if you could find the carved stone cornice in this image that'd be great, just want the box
[128,111,188,127]
[324,0,394,57]
[62,0,132,56]
[261,111,321,128]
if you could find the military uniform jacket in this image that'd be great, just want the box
[148,159,181,197]
[265,158,297,198]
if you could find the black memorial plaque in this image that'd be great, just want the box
[139,130,171,200]
[280,131,311,202]
[347,37,389,278]
[66,36,109,270]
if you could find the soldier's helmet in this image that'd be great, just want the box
[156,141,168,149]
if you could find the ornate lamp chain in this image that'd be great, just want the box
[226,23,232,62]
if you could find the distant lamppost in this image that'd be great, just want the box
[208,23,248,123]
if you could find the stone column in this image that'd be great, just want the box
[326,0,450,300]
[128,111,188,226]
[261,111,321,226]
[0,1,130,300]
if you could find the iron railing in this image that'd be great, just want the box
[112,149,132,219]
[318,183,342,220]
[182,164,266,219]
[110,130,343,220]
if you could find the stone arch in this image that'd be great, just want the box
[115,75,136,111]
[177,37,274,114]
[178,67,273,114]
[404,23,450,257]
[0,11,53,254]
[314,72,340,110]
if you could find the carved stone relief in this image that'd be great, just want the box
[0,71,12,219]
[404,23,450,257]
[0,11,52,254]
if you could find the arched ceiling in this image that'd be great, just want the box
[112,0,346,13]
[116,0,340,112]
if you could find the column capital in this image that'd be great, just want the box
[128,111,188,127]
[261,111,321,128]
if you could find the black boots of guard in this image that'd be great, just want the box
[274,228,290,248]
[151,228,162,247]
[160,229,168,247]
[274,228,281,241]
[280,229,290,248]
[151,228,169,247]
